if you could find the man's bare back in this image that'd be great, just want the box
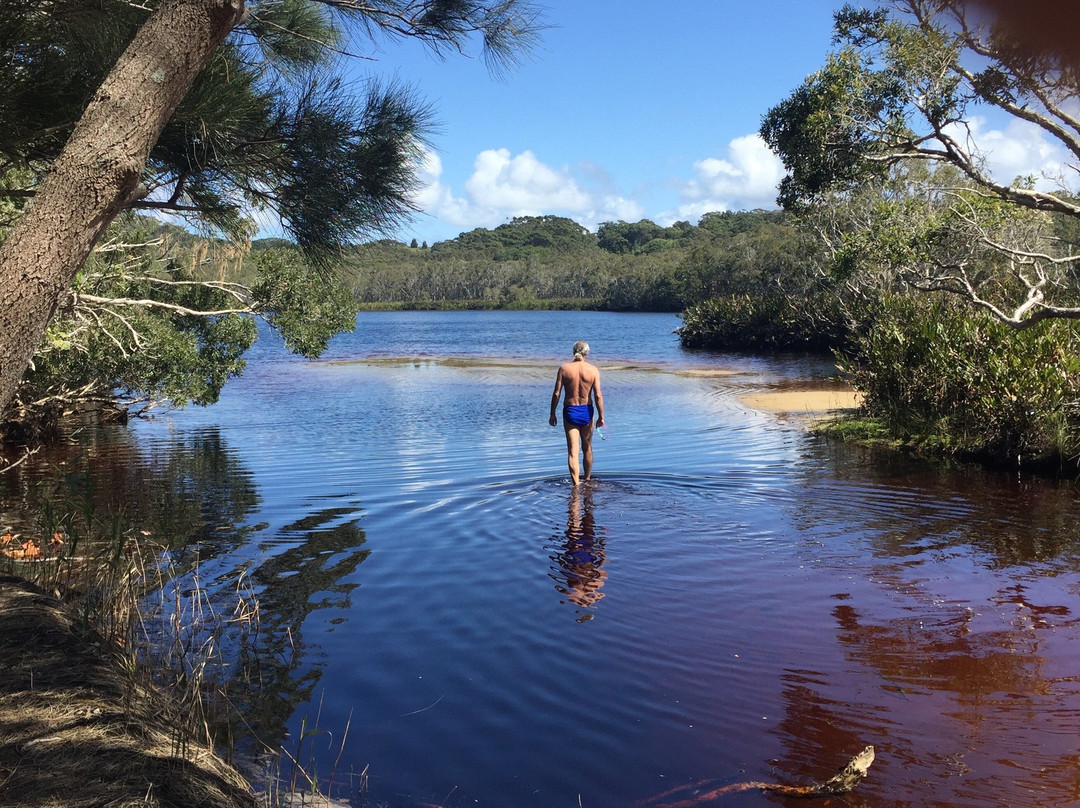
[555,359,600,406]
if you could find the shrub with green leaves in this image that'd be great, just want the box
[840,295,1080,466]
[4,218,362,441]
[252,249,358,358]
[678,292,854,353]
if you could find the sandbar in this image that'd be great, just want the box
[740,389,863,414]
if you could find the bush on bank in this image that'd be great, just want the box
[678,292,855,353]
[679,290,1080,470]
[839,295,1080,469]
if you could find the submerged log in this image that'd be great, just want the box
[762,745,875,797]
[642,745,876,807]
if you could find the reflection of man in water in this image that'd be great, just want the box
[549,340,605,487]
[551,486,607,620]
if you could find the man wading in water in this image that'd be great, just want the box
[549,340,605,486]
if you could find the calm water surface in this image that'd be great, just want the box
[5,311,1080,808]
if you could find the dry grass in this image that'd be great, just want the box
[0,573,256,808]
[0,477,359,808]
[1,531,356,808]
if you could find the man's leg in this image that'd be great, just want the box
[581,424,594,482]
[564,426,582,486]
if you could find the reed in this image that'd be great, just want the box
[1,491,355,807]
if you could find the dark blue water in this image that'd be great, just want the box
[7,311,1080,808]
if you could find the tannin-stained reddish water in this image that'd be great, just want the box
[4,311,1080,808]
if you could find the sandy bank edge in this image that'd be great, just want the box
[739,389,864,416]
[0,574,256,808]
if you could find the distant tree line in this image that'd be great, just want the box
[322,210,808,312]
[1,208,809,440]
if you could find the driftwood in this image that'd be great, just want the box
[642,745,875,807]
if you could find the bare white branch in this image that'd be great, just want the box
[78,306,131,357]
[75,293,252,318]
[0,445,41,475]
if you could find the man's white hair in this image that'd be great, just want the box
[572,340,589,358]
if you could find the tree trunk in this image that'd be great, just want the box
[0,0,245,418]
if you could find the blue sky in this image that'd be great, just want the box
[329,0,1073,246]
[353,0,845,245]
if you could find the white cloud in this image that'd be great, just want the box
[411,147,474,227]
[408,145,643,238]
[465,149,591,212]
[952,115,1077,191]
[655,118,1079,230]
[662,134,786,224]
[591,194,645,226]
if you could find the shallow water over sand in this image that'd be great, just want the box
[5,311,1080,808]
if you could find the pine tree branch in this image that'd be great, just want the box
[246,12,376,60]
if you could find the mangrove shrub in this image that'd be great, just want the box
[841,295,1080,467]
[678,292,855,353]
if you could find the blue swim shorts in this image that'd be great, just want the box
[563,403,594,427]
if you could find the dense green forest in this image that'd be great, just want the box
[249,209,807,312]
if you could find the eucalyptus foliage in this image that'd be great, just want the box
[839,295,1080,466]
[761,0,1080,329]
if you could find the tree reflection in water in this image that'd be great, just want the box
[232,508,371,754]
[0,427,260,556]
[549,485,607,622]
[0,427,373,767]
[767,440,1080,807]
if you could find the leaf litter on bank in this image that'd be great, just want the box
[0,574,257,808]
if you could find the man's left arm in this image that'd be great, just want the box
[592,372,605,426]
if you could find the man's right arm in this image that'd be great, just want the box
[549,371,563,425]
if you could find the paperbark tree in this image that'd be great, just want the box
[761,0,1080,330]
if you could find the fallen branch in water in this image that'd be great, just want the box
[0,444,40,473]
[641,745,875,807]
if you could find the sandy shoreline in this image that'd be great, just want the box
[739,388,863,415]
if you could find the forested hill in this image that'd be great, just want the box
[265,209,804,311]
